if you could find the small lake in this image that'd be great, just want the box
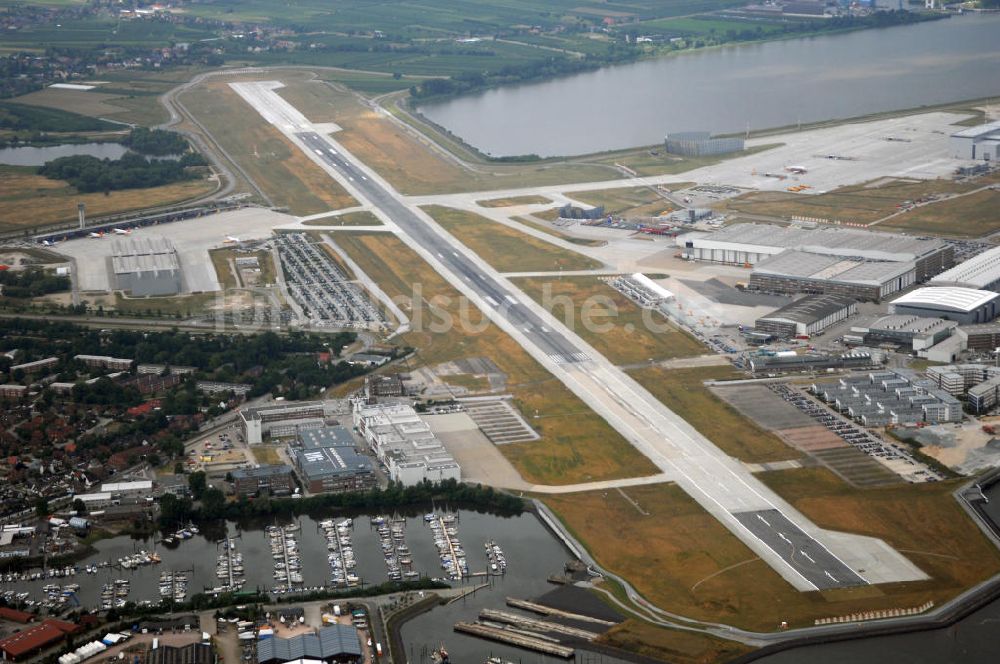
[418,14,1000,157]
[0,142,129,166]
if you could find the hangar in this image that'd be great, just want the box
[889,287,1000,325]
[950,120,1000,161]
[111,236,182,296]
[930,245,1000,292]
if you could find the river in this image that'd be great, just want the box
[0,142,129,166]
[418,14,1000,157]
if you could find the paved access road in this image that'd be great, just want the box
[228,80,927,592]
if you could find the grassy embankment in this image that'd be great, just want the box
[545,468,1000,632]
[0,165,215,233]
[181,79,356,215]
[421,205,602,272]
[332,231,658,484]
[514,276,704,366]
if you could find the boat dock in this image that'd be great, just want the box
[505,598,617,626]
[453,622,574,658]
[426,513,467,581]
[479,609,600,640]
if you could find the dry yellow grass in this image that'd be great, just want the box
[11,88,128,117]
[877,188,1000,237]
[423,205,603,272]
[302,211,382,227]
[476,195,552,207]
[182,81,356,215]
[599,620,752,664]
[0,171,215,231]
[545,471,1000,631]
[629,365,799,463]
[514,276,705,365]
[333,232,657,484]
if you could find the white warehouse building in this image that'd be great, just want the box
[950,121,1000,161]
[353,403,460,486]
[930,245,1000,292]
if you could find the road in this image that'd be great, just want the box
[228,80,926,592]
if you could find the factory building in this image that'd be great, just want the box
[747,350,881,374]
[679,223,951,270]
[950,121,1000,161]
[111,237,182,297]
[231,465,295,497]
[664,131,744,157]
[852,315,957,352]
[353,403,460,486]
[749,250,915,301]
[290,427,377,494]
[100,480,153,497]
[256,625,361,664]
[930,246,1000,292]
[754,295,857,339]
[957,323,1000,352]
[889,287,1000,325]
[239,401,329,444]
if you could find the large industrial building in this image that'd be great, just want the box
[930,246,1000,292]
[110,237,182,296]
[290,427,377,494]
[889,287,1000,325]
[239,401,330,444]
[231,465,295,497]
[750,250,915,301]
[852,315,957,352]
[950,120,1000,161]
[957,323,1000,352]
[664,131,744,156]
[256,625,361,664]
[352,403,460,486]
[680,223,952,300]
[754,294,857,339]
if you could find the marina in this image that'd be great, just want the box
[372,516,418,582]
[213,537,245,592]
[158,571,189,603]
[485,540,506,576]
[267,523,304,593]
[319,518,360,588]
[426,513,468,581]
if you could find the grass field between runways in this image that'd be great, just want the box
[628,365,799,463]
[514,276,705,365]
[331,231,658,484]
[422,205,603,273]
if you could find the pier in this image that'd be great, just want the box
[453,622,575,658]
[479,609,601,640]
[505,598,617,626]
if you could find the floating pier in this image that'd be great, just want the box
[505,598,617,626]
[453,622,574,658]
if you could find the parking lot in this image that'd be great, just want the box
[275,233,385,329]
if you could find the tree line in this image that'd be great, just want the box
[38,152,203,194]
[0,268,70,299]
[122,127,190,156]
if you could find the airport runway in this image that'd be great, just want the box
[229,80,928,591]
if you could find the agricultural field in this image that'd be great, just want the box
[0,166,215,232]
[422,206,602,272]
[182,80,357,215]
[332,231,657,485]
[544,470,1000,631]
[514,276,705,366]
[719,178,981,227]
[638,15,787,38]
[628,365,799,463]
